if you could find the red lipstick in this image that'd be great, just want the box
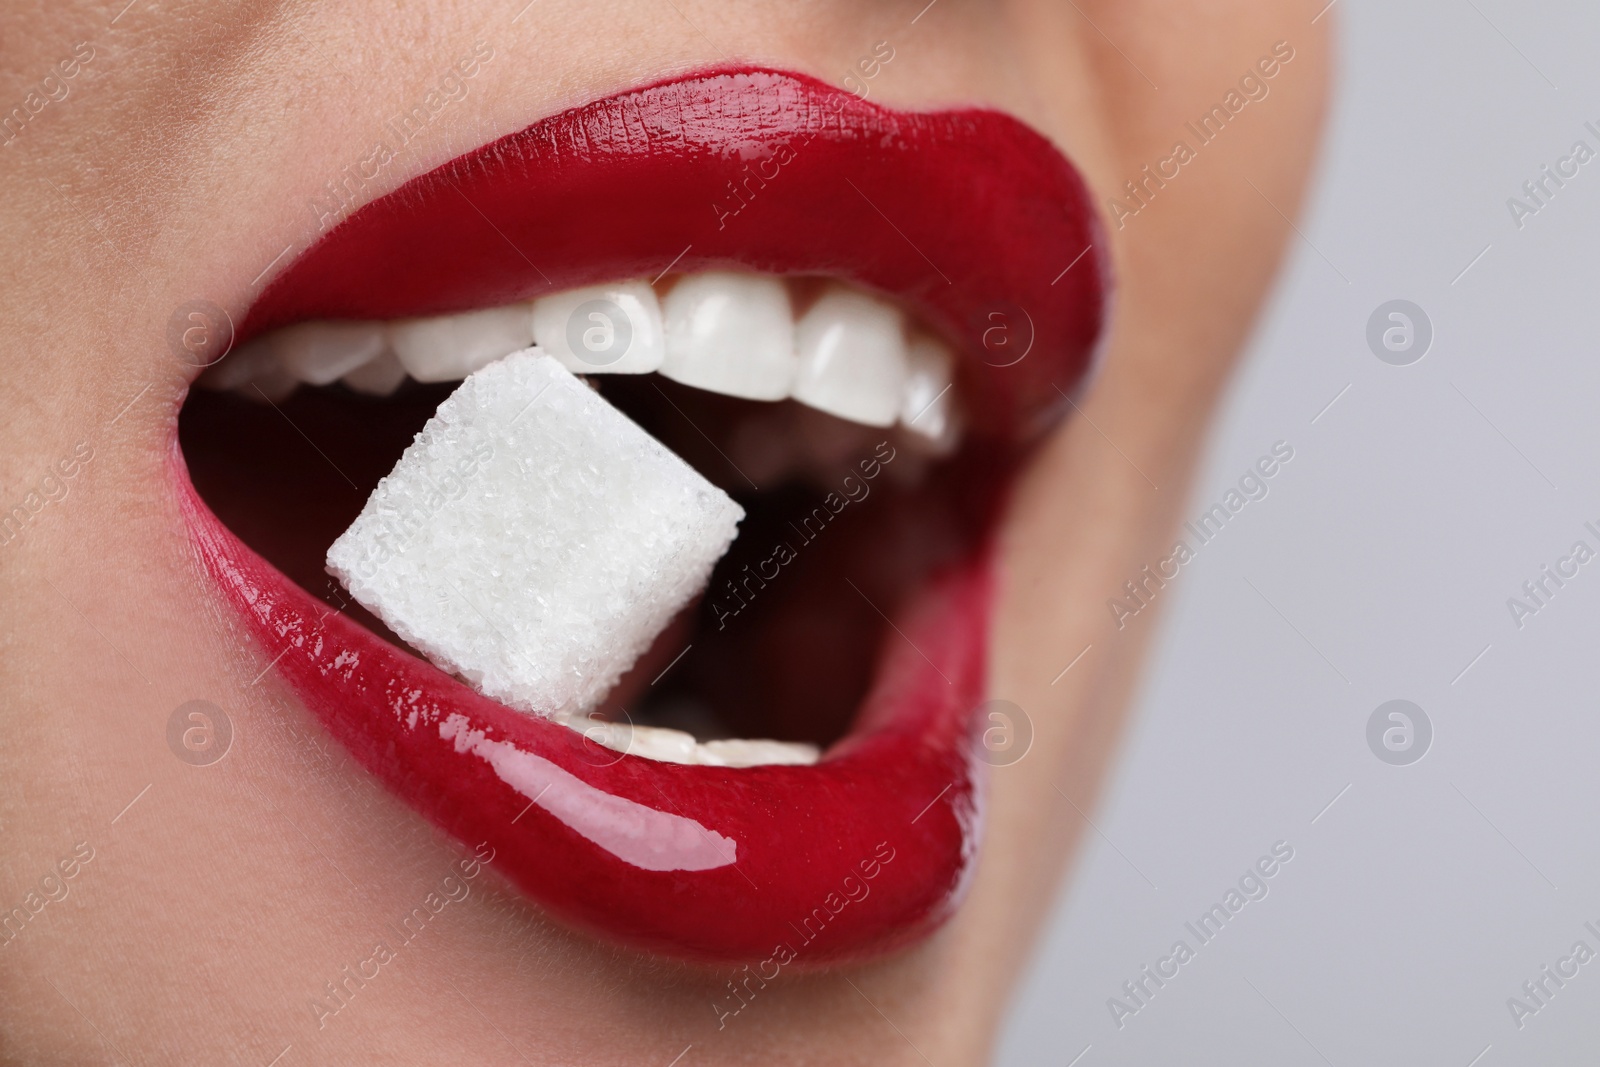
[242,67,1105,438]
[182,68,1105,963]
[186,482,988,962]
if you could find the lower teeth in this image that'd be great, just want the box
[557,714,820,767]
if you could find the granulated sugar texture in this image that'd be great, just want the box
[326,349,744,716]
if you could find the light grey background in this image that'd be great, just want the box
[998,1,1600,1064]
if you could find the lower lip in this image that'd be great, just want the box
[187,65,1104,963]
[180,456,992,964]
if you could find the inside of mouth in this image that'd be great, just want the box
[178,274,1001,753]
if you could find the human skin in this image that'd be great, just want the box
[0,1,1327,1063]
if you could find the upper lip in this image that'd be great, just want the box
[181,66,1106,963]
[242,66,1105,439]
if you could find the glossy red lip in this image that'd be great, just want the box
[183,67,1105,963]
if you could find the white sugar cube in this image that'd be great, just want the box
[326,350,743,717]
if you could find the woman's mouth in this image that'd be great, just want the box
[175,67,1106,964]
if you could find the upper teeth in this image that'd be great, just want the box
[535,280,666,375]
[276,320,387,384]
[793,285,908,428]
[391,304,535,383]
[201,273,961,447]
[660,272,797,400]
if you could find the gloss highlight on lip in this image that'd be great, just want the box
[183,67,1107,963]
[243,67,1106,439]
[185,474,988,963]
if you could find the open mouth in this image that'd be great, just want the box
[176,67,1106,964]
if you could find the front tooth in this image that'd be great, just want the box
[532,282,665,374]
[274,321,386,385]
[341,350,408,396]
[792,286,909,427]
[659,272,797,400]
[899,336,961,453]
[698,738,821,767]
[389,305,534,382]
